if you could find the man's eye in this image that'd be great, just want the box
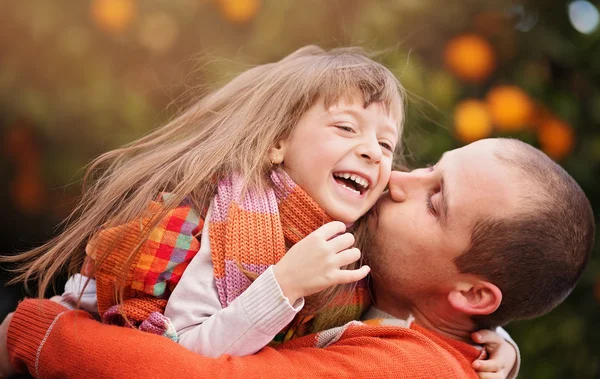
[427,192,437,216]
[335,125,355,133]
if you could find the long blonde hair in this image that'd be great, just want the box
[2,46,406,320]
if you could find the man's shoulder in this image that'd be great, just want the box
[337,322,480,378]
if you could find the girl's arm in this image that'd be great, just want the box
[58,248,99,312]
[60,274,98,313]
[167,220,367,357]
[166,260,304,357]
[164,203,303,357]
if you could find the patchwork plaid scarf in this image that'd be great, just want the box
[88,170,370,342]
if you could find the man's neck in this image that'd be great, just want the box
[409,304,475,343]
[373,289,476,344]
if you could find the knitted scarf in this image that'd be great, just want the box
[210,170,370,341]
[89,170,370,342]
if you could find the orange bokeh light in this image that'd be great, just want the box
[444,34,496,83]
[10,171,46,214]
[486,85,534,131]
[537,118,575,160]
[218,0,261,24]
[453,99,493,143]
[90,0,137,33]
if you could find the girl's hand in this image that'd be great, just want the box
[273,221,370,304]
[81,250,95,278]
[472,329,517,379]
[49,295,64,303]
[0,313,15,379]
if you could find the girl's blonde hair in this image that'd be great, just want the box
[3,45,405,326]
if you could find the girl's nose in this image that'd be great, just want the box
[357,137,382,164]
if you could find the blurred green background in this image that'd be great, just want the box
[1,0,599,377]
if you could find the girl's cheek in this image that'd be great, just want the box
[367,186,387,208]
[380,163,393,185]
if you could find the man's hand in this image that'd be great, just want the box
[0,313,16,379]
[472,329,517,379]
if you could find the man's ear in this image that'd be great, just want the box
[268,139,289,165]
[447,281,502,316]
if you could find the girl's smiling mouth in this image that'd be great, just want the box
[332,172,371,196]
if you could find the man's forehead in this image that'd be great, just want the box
[449,143,521,223]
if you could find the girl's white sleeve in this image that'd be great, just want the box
[164,205,304,358]
[495,326,521,379]
[61,273,98,313]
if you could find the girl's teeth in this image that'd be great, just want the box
[333,172,369,189]
[340,183,360,194]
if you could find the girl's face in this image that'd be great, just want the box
[275,97,399,223]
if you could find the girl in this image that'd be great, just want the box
[11,45,402,355]
[4,46,518,376]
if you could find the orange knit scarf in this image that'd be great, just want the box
[88,170,370,342]
[210,171,370,342]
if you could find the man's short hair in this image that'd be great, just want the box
[454,139,594,329]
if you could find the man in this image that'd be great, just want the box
[0,139,594,378]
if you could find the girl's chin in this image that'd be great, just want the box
[322,206,362,225]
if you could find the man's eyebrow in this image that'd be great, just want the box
[437,152,447,166]
[440,176,450,226]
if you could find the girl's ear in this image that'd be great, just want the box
[269,140,289,165]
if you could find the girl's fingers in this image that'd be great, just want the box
[472,329,502,349]
[334,247,361,266]
[473,359,502,373]
[316,221,347,240]
[336,265,370,284]
[80,256,95,277]
[328,232,356,252]
[477,373,501,379]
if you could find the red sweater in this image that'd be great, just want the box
[8,299,481,378]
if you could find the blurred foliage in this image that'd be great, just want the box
[1,0,599,377]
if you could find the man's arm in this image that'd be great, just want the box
[7,300,476,379]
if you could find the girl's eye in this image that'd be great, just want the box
[427,191,437,216]
[335,125,355,133]
[380,142,394,152]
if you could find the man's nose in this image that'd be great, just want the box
[387,168,432,202]
[387,171,409,202]
[357,137,382,164]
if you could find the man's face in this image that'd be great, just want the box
[368,139,522,299]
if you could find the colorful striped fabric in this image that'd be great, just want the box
[87,195,203,324]
[131,194,202,297]
[209,170,369,342]
[88,170,370,342]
